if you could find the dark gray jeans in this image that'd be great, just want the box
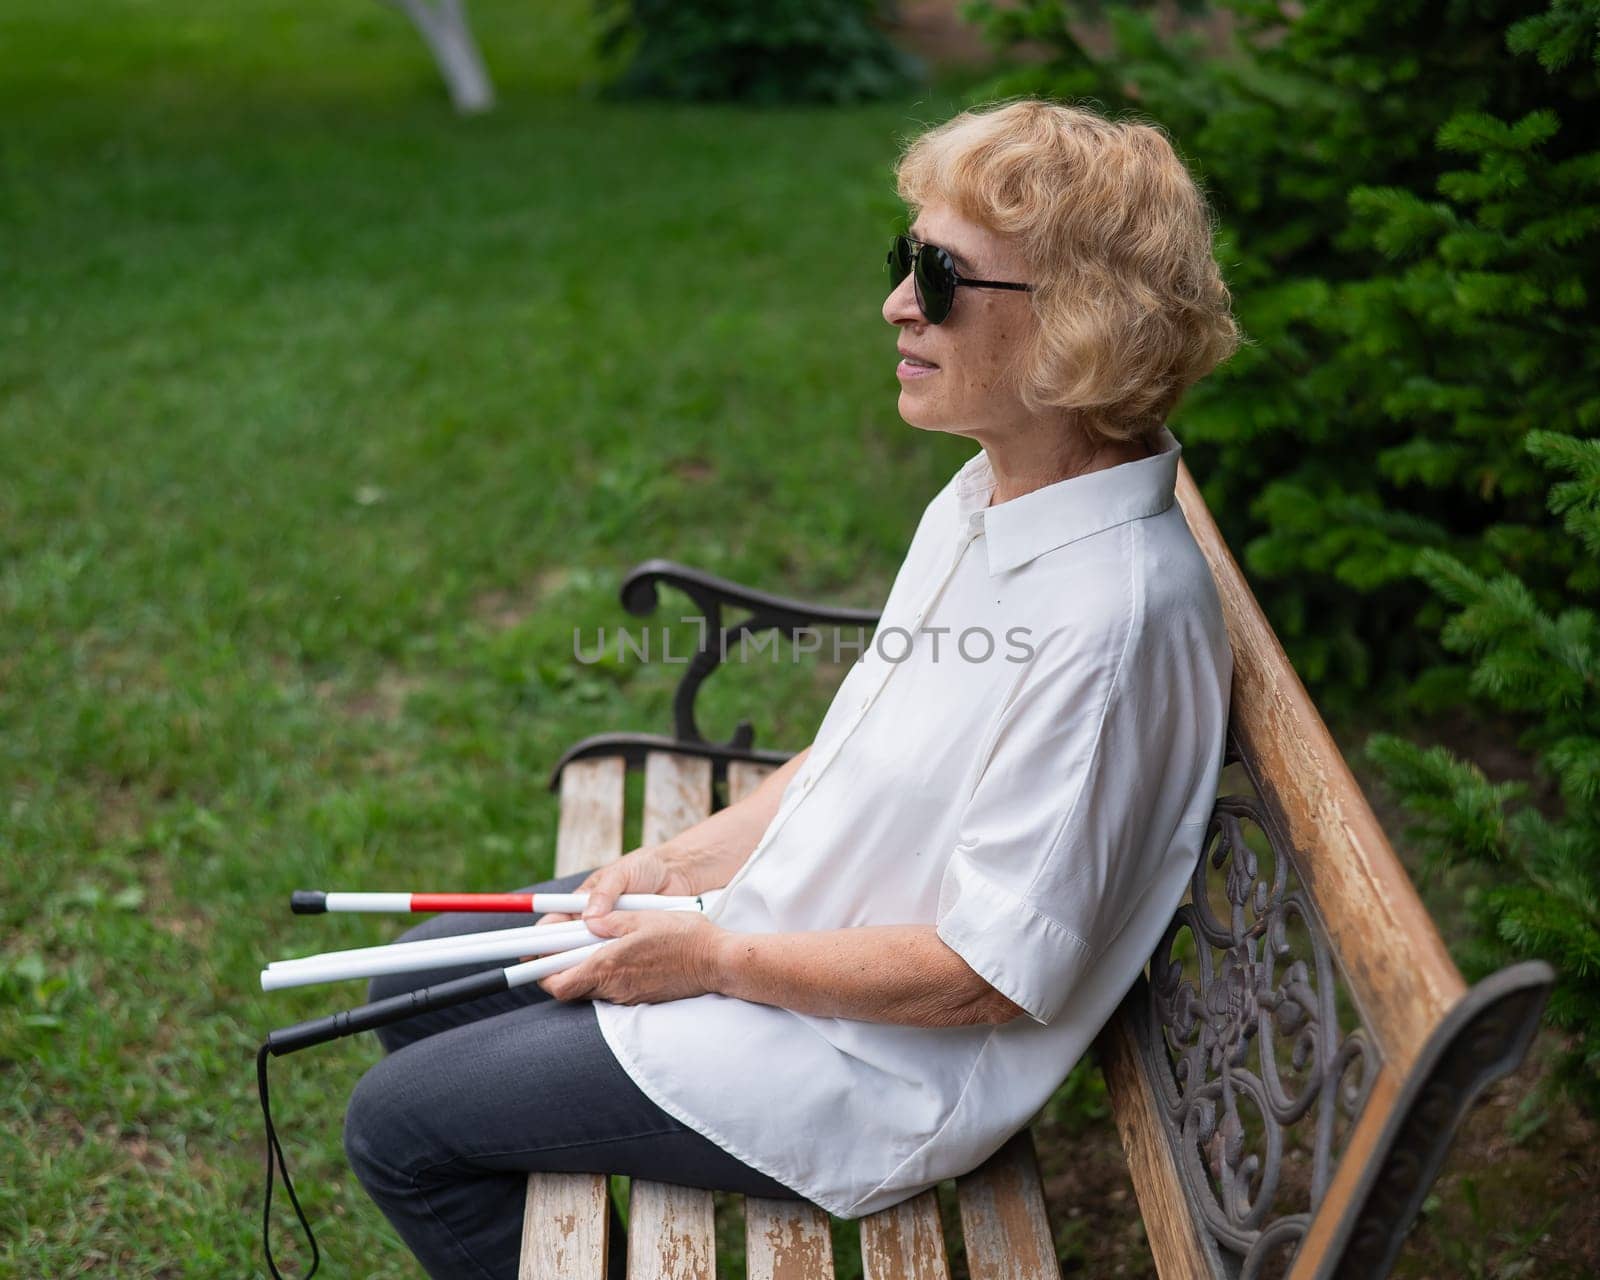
[342,867,803,1280]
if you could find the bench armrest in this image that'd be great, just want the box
[548,559,880,791]
[620,558,882,633]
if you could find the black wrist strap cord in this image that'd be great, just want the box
[256,968,513,1278]
[257,1043,320,1279]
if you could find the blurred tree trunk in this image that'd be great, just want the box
[387,0,495,114]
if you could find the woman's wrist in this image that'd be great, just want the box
[702,926,740,998]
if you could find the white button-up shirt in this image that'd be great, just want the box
[594,425,1232,1218]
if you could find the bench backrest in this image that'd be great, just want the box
[1092,461,1552,1279]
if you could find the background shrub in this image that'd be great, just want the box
[964,0,1600,717]
[1366,432,1600,1115]
[596,0,923,104]
[963,0,1600,1113]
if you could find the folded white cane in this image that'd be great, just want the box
[260,919,607,990]
[267,916,586,970]
[264,890,707,990]
[258,884,703,1275]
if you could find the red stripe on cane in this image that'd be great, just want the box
[409,894,537,913]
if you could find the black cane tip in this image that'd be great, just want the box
[290,890,327,915]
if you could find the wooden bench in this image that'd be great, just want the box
[518,459,1555,1280]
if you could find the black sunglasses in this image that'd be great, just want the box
[886,233,1034,324]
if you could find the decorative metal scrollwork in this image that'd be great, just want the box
[548,559,880,790]
[1145,793,1378,1278]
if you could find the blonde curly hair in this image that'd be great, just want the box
[894,98,1242,446]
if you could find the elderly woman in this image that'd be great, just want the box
[343,97,1239,1279]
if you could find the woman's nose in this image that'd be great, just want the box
[882,272,921,326]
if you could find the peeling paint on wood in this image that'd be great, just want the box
[628,1179,715,1279]
[520,1172,609,1279]
[862,1190,950,1280]
[956,1133,1058,1280]
[747,1197,835,1280]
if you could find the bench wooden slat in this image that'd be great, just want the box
[1097,1003,1214,1280]
[954,1132,1058,1280]
[626,1179,716,1280]
[556,755,628,877]
[1174,461,1466,1068]
[520,1171,611,1280]
[643,750,714,848]
[623,751,718,1280]
[522,757,629,1280]
[746,1197,836,1280]
[860,1189,951,1280]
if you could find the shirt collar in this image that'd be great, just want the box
[953,425,1182,576]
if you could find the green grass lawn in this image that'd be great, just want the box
[0,3,990,1273]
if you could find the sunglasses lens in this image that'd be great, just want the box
[887,235,912,288]
[916,246,955,324]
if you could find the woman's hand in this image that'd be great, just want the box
[536,910,724,1005]
[533,844,702,927]
[535,748,809,930]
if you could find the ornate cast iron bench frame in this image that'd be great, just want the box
[519,460,1554,1280]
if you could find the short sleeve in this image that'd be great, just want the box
[935,595,1227,1027]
